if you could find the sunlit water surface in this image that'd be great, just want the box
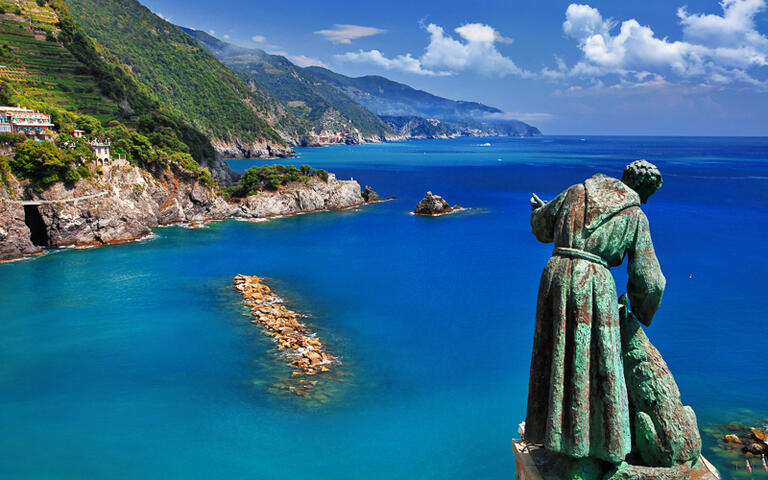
[1,136,767,479]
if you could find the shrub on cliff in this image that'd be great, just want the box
[10,141,90,191]
[0,132,28,146]
[229,164,329,197]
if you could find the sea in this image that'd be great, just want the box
[1,136,766,479]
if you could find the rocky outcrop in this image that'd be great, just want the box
[0,177,42,261]
[414,191,461,216]
[209,138,294,163]
[29,161,232,249]
[236,175,365,219]
[362,186,380,203]
[0,162,373,262]
[201,153,241,186]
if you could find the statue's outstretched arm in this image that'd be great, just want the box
[530,189,568,243]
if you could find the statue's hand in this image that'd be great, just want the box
[530,193,546,211]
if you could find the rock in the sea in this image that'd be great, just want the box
[414,191,453,215]
[723,434,742,444]
[745,443,767,454]
[362,185,380,203]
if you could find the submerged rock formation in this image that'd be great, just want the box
[0,162,374,262]
[414,191,461,215]
[234,274,338,398]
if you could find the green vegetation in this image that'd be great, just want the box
[230,164,328,197]
[105,119,216,188]
[0,154,13,190]
[10,139,91,191]
[0,0,219,169]
[0,0,121,119]
[182,28,394,139]
[0,132,29,146]
[64,0,285,146]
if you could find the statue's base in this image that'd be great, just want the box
[512,440,721,480]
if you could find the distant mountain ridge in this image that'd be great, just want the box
[180,27,398,145]
[303,67,541,137]
[181,29,541,140]
[303,67,502,119]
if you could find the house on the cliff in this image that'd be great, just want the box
[89,138,111,163]
[0,105,54,141]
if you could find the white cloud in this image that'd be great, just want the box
[337,22,527,77]
[338,49,446,76]
[208,29,215,36]
[288,55,329,68]
[315,24,386,44]
[251,35,266,43]
[485,111,554,122]
[154,11,170,22]
[556,1,768,87]
[223,34,230,39]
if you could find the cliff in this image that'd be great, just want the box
[0,163,369,262]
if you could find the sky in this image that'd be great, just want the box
[141,0,768,136]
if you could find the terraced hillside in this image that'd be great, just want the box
[0,0,119,120]
[64,0,287,148]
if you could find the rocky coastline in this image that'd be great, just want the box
[0,162,377,263]
[234,274,339,399]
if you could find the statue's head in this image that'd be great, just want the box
[622,160,662,203]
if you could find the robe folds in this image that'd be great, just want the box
[524,174,666,463]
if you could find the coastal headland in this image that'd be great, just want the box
[0,162,381,263]
[234,274,340,399]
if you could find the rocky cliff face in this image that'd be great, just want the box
[414,191,457,215]
[209,138,294,163]
[236,175,364,218]
[0,178,42,260]
[0,163,370,262]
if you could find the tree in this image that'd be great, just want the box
[11,141,83,190]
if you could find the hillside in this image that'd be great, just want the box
[305,66,541,137]
[0,1,121,120]
[63,0,291,157]
[181,27,397,144]
[0,0,249,182]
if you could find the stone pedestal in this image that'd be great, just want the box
[512,440,721,480]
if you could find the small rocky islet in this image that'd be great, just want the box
[233,274,340,399]
[413,191,463,216]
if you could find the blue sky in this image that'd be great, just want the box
[142,0,768,135]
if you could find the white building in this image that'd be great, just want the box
[89,138,111,162]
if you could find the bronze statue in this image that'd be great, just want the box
[524,161,701,479]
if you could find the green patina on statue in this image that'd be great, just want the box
[524,161,702,480]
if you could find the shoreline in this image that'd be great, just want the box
[0,200,388,264]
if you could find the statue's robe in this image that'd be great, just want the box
[524,174,666,463]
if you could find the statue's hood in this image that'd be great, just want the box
[584,174,641,234]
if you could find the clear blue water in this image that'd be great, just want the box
[1,136,767,479]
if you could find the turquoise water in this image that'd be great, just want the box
[1,136,767,479]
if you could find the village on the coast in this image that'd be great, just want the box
[0,104,115,161]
